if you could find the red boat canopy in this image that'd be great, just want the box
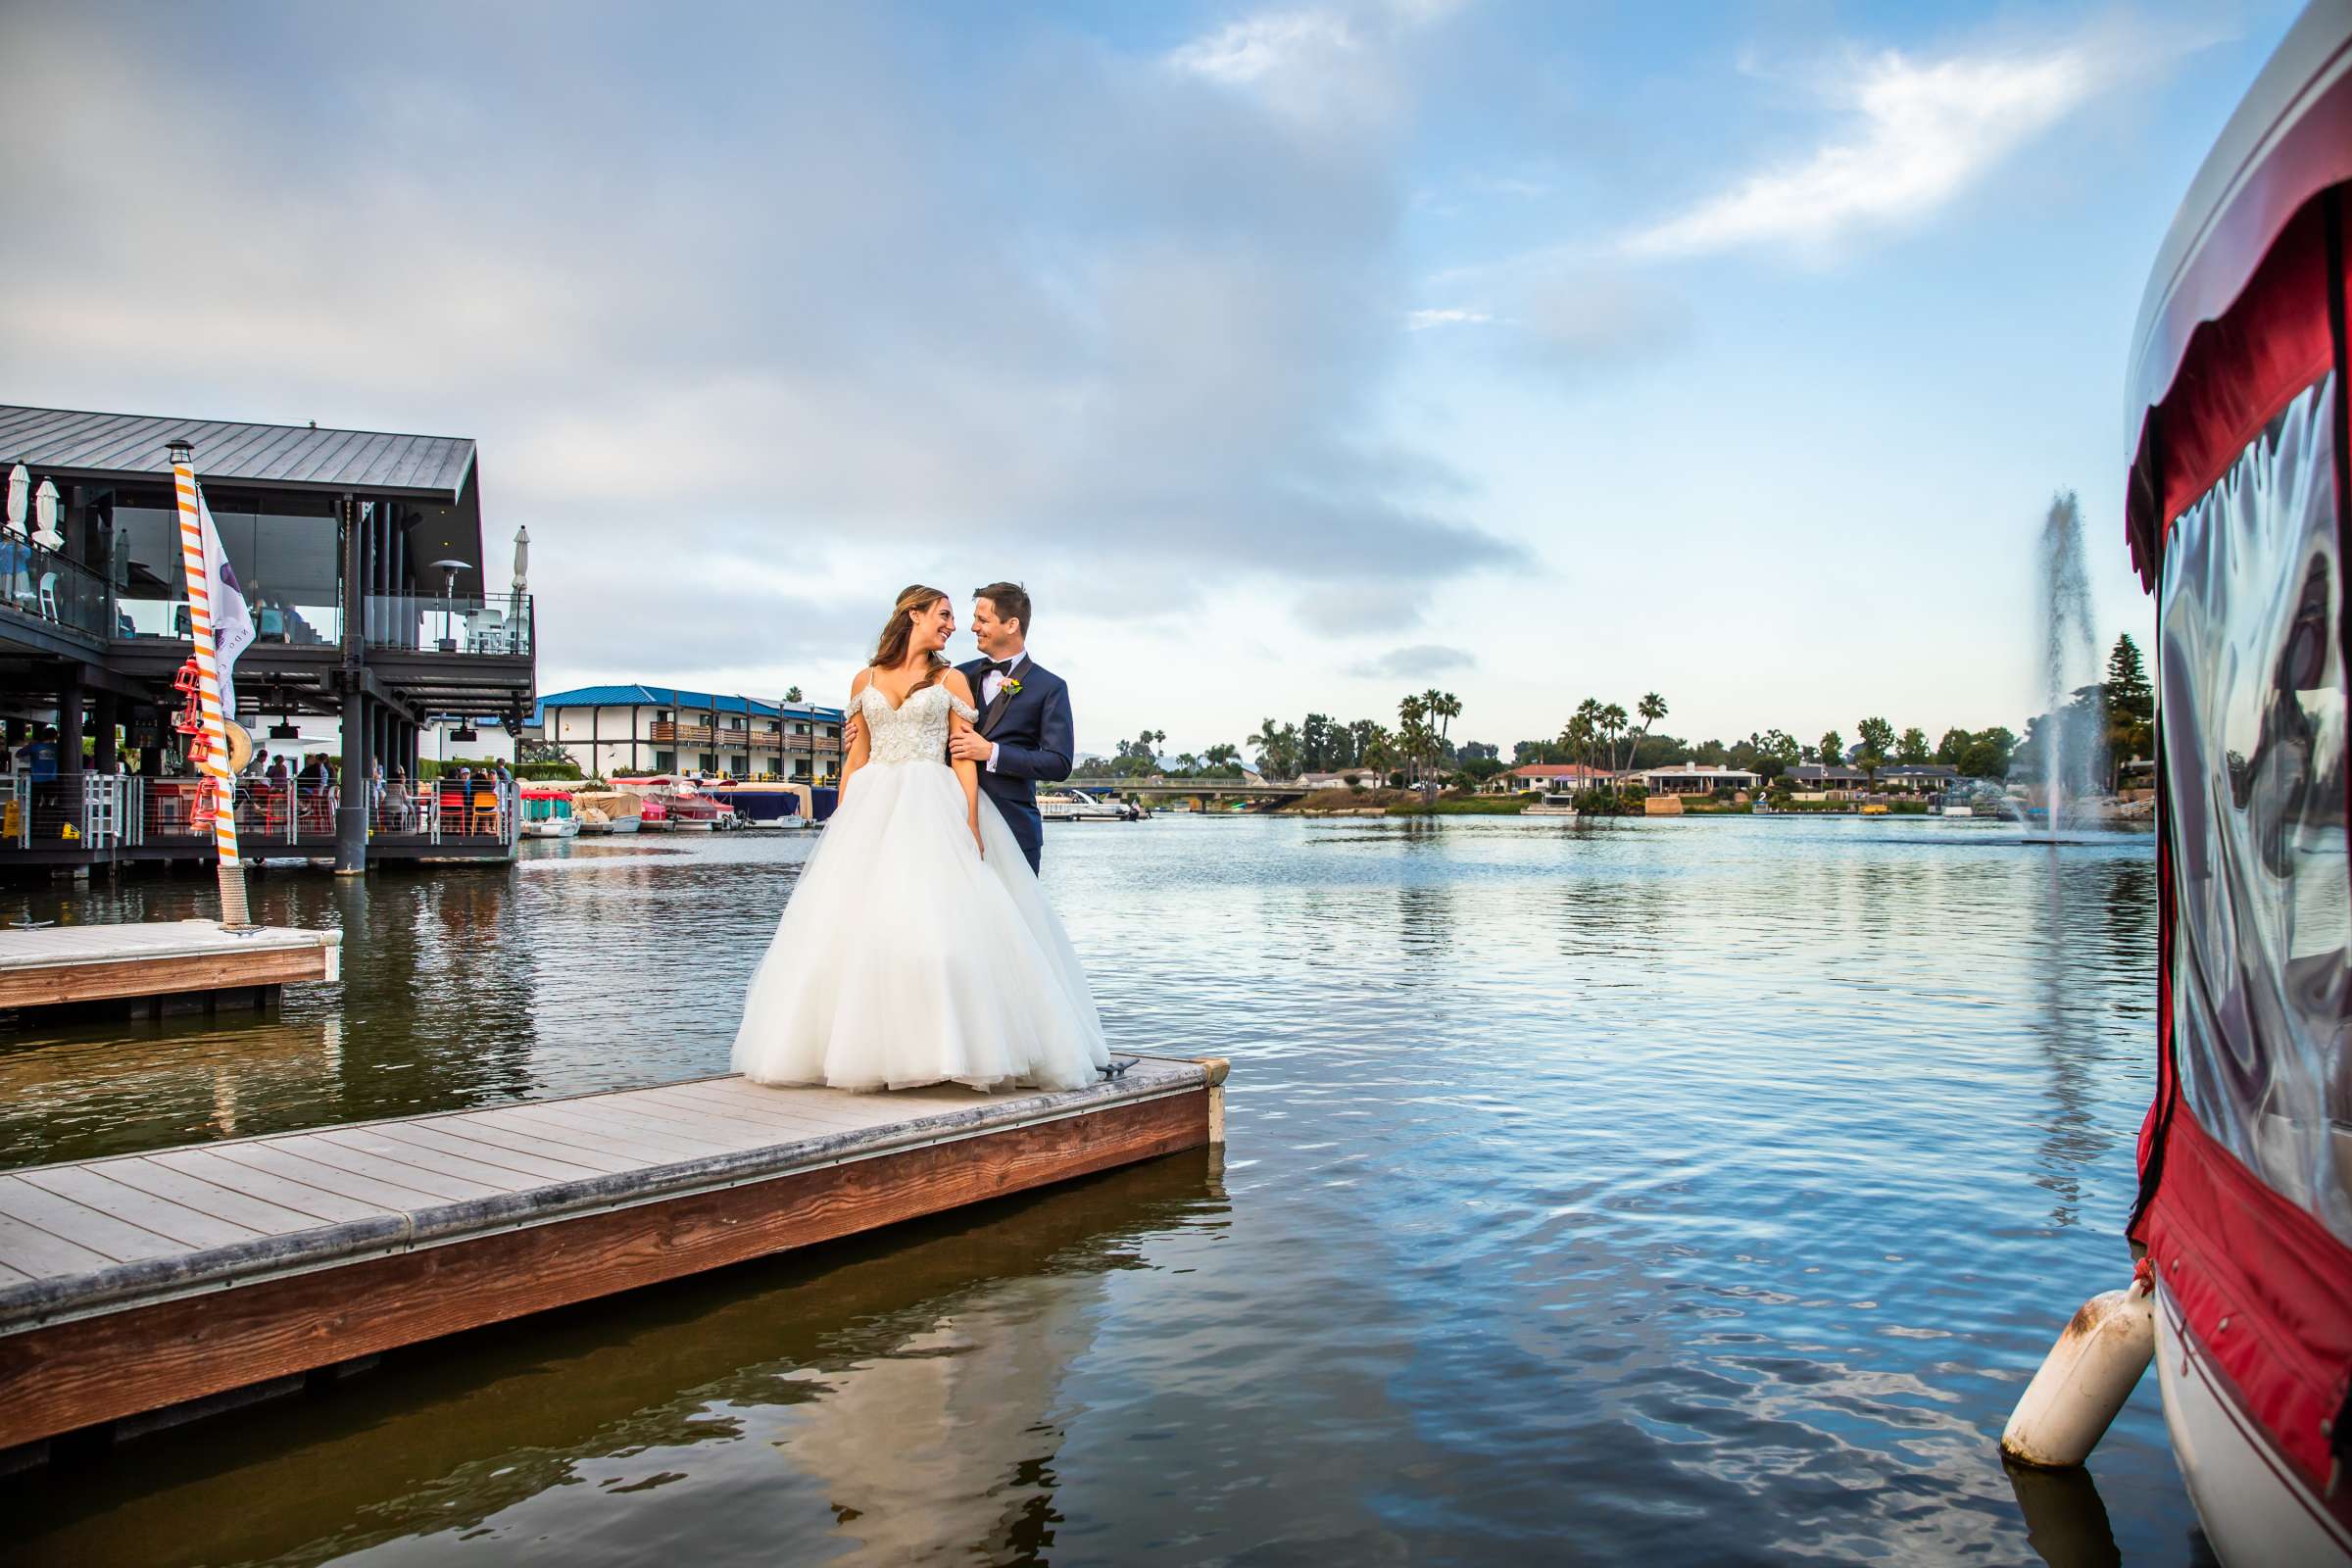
[2124,0,2352,1521]
[2123,0,2352,587]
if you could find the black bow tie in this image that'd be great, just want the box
[988,660,1018,675]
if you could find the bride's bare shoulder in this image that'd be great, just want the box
[942,667,976,702]
[849,666,879,697]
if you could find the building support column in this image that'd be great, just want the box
[334,494,369,876]
[92,692,119,773]
[58,666,85,769]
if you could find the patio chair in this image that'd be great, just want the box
[37,572,58,622]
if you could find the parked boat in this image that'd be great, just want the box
[518,787,579,839]
[1039,788,1138,822]
[2003,13,2352,1562]
[574,789,643,835]
[703,782,812,829]
[1522,791,1580,816]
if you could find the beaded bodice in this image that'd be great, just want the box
[850,680,979,766]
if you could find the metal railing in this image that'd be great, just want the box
[0,540,112,642]
[364,593,534,657]
[5,772,140,849]
[2,774,519,854]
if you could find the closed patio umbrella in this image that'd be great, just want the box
[30,479,61,550]
[5,465,25,540]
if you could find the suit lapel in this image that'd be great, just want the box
[978,654,1025,737]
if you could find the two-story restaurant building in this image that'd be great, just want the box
[0,405,537,871]
[529,686,845,782]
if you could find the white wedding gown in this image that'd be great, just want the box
[731,681,1110,1093]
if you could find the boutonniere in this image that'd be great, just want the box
[1002,678,1022,696]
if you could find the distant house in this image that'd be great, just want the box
[1484,762,1612,796]
[1876,764,1961,795]
[1297,767,1384,790]
[1633,762,1761,796]
[1781,762,1871,795]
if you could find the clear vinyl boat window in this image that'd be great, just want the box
[2160,370,2351,1244]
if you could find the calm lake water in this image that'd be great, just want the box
[0,814,2192,1566]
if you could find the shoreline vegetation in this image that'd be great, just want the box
[1077,634,2157,816]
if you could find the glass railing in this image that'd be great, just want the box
[115,592,342,645]
[364,594,533,657]
[0,538,112,642]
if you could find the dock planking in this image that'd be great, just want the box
[0,1054,1226,1451]
[0,920,341,1020]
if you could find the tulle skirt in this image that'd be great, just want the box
[731,760,1109,1092]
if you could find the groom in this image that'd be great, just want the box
[948,582,1072,875]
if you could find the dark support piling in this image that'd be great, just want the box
[335,493,368,877]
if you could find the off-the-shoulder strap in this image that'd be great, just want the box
[948,693,979,722]
[846,670,875,712]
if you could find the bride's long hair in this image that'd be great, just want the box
[870,583,951,692]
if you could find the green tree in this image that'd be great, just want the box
[1896,726,1931,764]
[783,686,804,704]
[1855,716,1895,774]
[1250,719,1299,780]
[1935,727,1972,766]
[1600,702,1630,781]
[1631,692,1668,769]
[2104,633,2154,787]
[1397,695,1433,785]
[1819,729,1844,769]
[1300,713,1336,773]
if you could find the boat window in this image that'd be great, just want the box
[2160,371,2351,1246]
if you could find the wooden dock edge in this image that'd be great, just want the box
[0,1071,1216,1451]
[0,924,340,1013]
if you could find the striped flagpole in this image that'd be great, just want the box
[169,442,254,929]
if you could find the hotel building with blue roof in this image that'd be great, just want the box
[528,684,845,780]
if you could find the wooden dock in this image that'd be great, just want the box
[0,1054,1226,1452]
[0,921,341,1022]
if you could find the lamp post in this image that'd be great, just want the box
[430,559,470,652]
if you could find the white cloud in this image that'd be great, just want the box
[1626,43,2107,258]
[1405,308,1494,329]
[1348,643,1475,678]
[1167,11,1359,86]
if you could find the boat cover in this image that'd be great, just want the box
[2124,1,2352,1517]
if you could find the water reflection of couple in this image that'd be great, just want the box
[731,582,1110,1095]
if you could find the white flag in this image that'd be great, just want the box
[196,489,255,717]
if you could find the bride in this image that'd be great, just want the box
[731,584,1110,1093]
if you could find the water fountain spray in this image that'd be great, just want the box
[2035,491,2101,836]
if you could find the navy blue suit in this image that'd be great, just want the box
[958,654,1072,875]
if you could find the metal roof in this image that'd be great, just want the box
[536,685,846,720]
[0,405,477,499]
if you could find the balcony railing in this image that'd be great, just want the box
[116,593,342,646]
[363,593,534,657]
[0,539,112,642]
[650,722,716,745]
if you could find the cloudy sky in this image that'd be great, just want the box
[0,0,2300,758]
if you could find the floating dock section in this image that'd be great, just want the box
[0,1055,1225,1451]
[0,921,341,1023]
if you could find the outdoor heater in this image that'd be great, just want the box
[431,559,470,652]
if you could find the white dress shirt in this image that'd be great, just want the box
[977,652,1027,772]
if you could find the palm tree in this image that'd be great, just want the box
[1430,691,1462,779]
[1637,691,1674,766]
[1251,717,1287,778]
[1600,702,1630,779]
[1397,694,1430,785]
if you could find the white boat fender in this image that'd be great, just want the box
[2000,1263,2157,1468]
